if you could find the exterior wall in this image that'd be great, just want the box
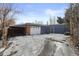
[52,25,65,33]
[41,24,69,34]
[41,26,50,34]
[25,26,30,35]
[30,26,41,35]
[8,27,25,37]
[50,24,69,34]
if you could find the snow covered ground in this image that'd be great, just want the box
[0,40,2,47]
[0,34,76,56]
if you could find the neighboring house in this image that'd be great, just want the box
[8,23,42,37]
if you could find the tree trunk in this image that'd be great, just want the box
[2,27,8,48]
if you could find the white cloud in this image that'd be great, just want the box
[45,9,65,17]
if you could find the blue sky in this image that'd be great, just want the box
[13,3,69,24]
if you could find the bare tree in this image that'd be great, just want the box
[65,3,79,55]
[0,3,18,48]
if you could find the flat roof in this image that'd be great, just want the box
[9,23,43,27]
[9,23,67,28]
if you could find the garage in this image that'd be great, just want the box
[30,26,41,35]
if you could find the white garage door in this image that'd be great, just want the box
[30,26,41,35]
